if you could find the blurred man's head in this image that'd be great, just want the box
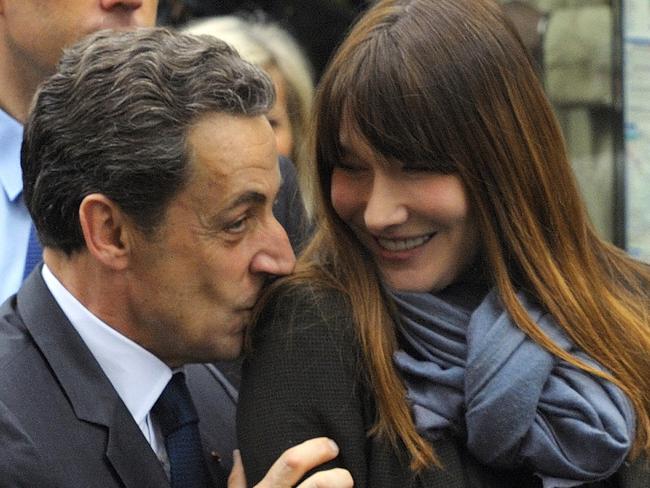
[0,0,159,120]
[22,28,295,365]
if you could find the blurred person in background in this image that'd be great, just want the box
[0,0,158,304]
[183,14,315,176]
[158,0,372,78]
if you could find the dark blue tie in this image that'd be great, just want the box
[152,372,210,488]
[23,223,42,280]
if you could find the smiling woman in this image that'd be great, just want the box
[331,121,479,293]
[237,0,650,487]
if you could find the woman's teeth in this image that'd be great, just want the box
[376,233,434,251]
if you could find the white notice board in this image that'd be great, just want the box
[624,0,650,261]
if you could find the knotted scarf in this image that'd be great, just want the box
[391,288,635,487]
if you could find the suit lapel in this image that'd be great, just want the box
[16,270,170,488]
[105,406,170,488]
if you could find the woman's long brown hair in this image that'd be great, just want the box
[278,0,649,471]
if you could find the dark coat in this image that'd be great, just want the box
[237,285,648,488]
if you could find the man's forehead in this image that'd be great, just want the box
[181,113,280,204]
[186,113,277,169]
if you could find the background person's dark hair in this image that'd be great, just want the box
[158,0,372,79]
[22,27,275,255]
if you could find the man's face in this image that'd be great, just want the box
[125,113,296,366]
[0,0,158,77]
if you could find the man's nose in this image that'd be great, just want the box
[363,174,408,233]
[249,218,296,276]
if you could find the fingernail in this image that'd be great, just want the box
[233,449,241,463]
[327,439,339,455]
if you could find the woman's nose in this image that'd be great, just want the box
[363,174,408,233]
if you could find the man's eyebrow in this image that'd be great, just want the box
[224,191,267,211]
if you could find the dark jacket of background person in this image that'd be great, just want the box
[275,157,311,253]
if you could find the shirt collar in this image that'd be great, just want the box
[0,108,24,202]
[42,264,173,424]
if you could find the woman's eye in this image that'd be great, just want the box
[336,161,365,172]
[402,165,431,173]
[401,161,450,174]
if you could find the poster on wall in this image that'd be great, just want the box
[623,0,650,261]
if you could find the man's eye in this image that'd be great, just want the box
[225,216,248,233]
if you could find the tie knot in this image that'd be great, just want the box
[152,372,199,437]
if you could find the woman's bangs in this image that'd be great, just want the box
[352,58,457,172]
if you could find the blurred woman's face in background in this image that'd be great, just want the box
[265,66,293,159]
[330,122,480,293]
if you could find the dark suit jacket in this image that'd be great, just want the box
[0,268,236,487]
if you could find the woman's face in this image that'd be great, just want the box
[331,125,480,293]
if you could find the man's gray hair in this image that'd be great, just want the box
[22,27,275,254]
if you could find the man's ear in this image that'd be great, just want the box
[78,194,134,271]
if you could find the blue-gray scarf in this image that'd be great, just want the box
[391,288,635,487]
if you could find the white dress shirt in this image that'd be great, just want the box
[42,264,173,472]
[0,108,32,303]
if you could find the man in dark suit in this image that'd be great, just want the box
[0,27,351,488]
